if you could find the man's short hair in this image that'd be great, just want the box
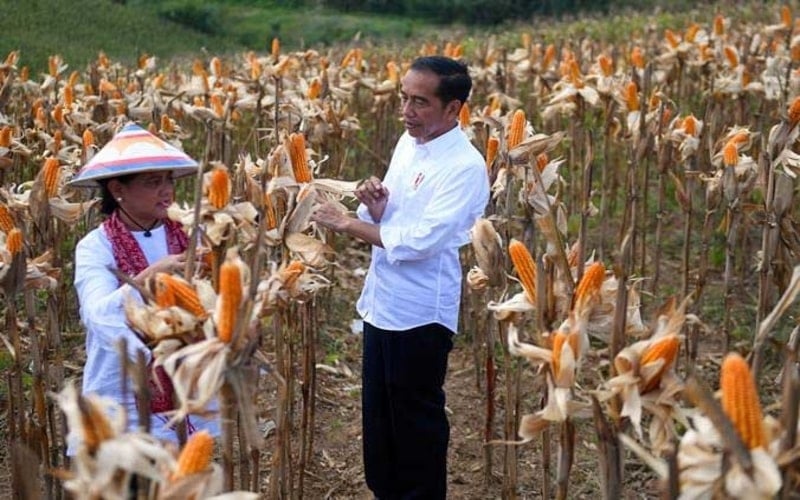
[410,56,472,105]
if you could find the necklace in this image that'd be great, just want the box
[117,206,159,237]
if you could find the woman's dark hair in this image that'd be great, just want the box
[98,174,135,215]
[409,56,472,105]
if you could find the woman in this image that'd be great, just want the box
[69,122,219,444]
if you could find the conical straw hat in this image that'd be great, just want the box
[69,122,198,187]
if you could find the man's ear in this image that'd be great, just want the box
[447,100,463,118]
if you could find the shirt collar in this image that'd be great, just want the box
[413,123,461,156]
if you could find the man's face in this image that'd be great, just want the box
[399,69,460,144]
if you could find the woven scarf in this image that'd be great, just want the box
[104,210,188,414]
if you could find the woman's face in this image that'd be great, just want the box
[110,171,175,223]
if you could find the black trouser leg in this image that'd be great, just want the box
[362,322,453,500]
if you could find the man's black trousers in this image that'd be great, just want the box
[362,322,454,500]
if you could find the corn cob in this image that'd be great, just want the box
[485,136,499,170]
[724,46,739,68]
[685,23,700,43]
[160,274,208,318]
[714,14,725,36]
[216,260,242,343]
[41,157,60,198]
[386,61,399,85]
[722,141,739,167]
[536,153,549,172]
[289,133,312,183]
[781,5,792,27]
[0,126,12,148]
[683,115,698,136]
[459,102,470,129]
[625,81,640,112]
[508,239,536,304]
[173,430,214,480]
[264,194,277,230]
[307,78,322,100]
[506,109,526,150]
[631,47,645,69]
[48,55,58,77]
[789,96,800,126]
[271,38,281,60]
[0,204,14,233]
[210,56,222,77]
[210,93,224,118]
[97,52,109,69]
[160,114,174,134]
[665,29,680,49]
[20,66,29,82]
[598,54,613,77]
[64,85,74,108]
[82,129,94,151]
[207,165,231,209]
[574,261,605,311]
[639,334,679,393]
[551,331,579,379]
[154,273,177,308]
[720,353,765,449]
[78,395,114,456]
[281,260,306,289]
[6,227,23,255]
[542,44,555,70]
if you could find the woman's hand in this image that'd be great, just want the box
[133,252,188,285]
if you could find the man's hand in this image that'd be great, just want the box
[355,176,389,222]
[311,202,351,233]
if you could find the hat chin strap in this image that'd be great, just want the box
[116,205,160,237]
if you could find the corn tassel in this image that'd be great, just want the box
[509,239,536,304]
[207,165,231,209]
[639,335,679,393]
[289,133,312,183]
[506,109,526,149]
[173,430,214,480]
[216,260,242,343]
[6,227,23,255]
[41,157,60,198]
[721,353,766,450]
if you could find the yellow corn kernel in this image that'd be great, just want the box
[639,335,679,393]
[41,157,60,198]
[506,109,526,149]
[485,136,499,170]
[509,239,536,304]
[289,133,312,183]
[173,430,214,480]
[207,165,231,209]
[6,227,23,255]
[459,102,470,129]
[720,353,765,450]
[216,260,242,343]
[0,204,15,233]
[78,395,115,456]
[723,141,739,166]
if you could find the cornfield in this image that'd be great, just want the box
[2,4,800,499]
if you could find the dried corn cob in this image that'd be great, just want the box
[160,274,207,318]
[720,353,765,450]
[506,110,526,149]
[173,430,214,480]
[631,47,645,69]
[459,102,470,129]
[6,227,23,255]
[788,97,800,126]
[281,260,306,289]
[78,395,114,456]
[625,81,640,111]
[0,204,14,233]
[509,239,536,304]
[639,334,679,393]
[289,133,312,183]
[574,261,605,312]
[41,157,60,198]
[207,165,231,209]
[0,126,12,148]
[722,141,739,166]
[598,54,613,77]
[485,136,499,170]
[216,260,242,343]
[307,78,321,100]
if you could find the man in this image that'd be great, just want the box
[312,56,489,499]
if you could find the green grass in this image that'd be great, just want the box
[0,0,436,74]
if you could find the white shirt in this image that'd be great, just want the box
[356,125,489,333]
[73,224,219,445]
